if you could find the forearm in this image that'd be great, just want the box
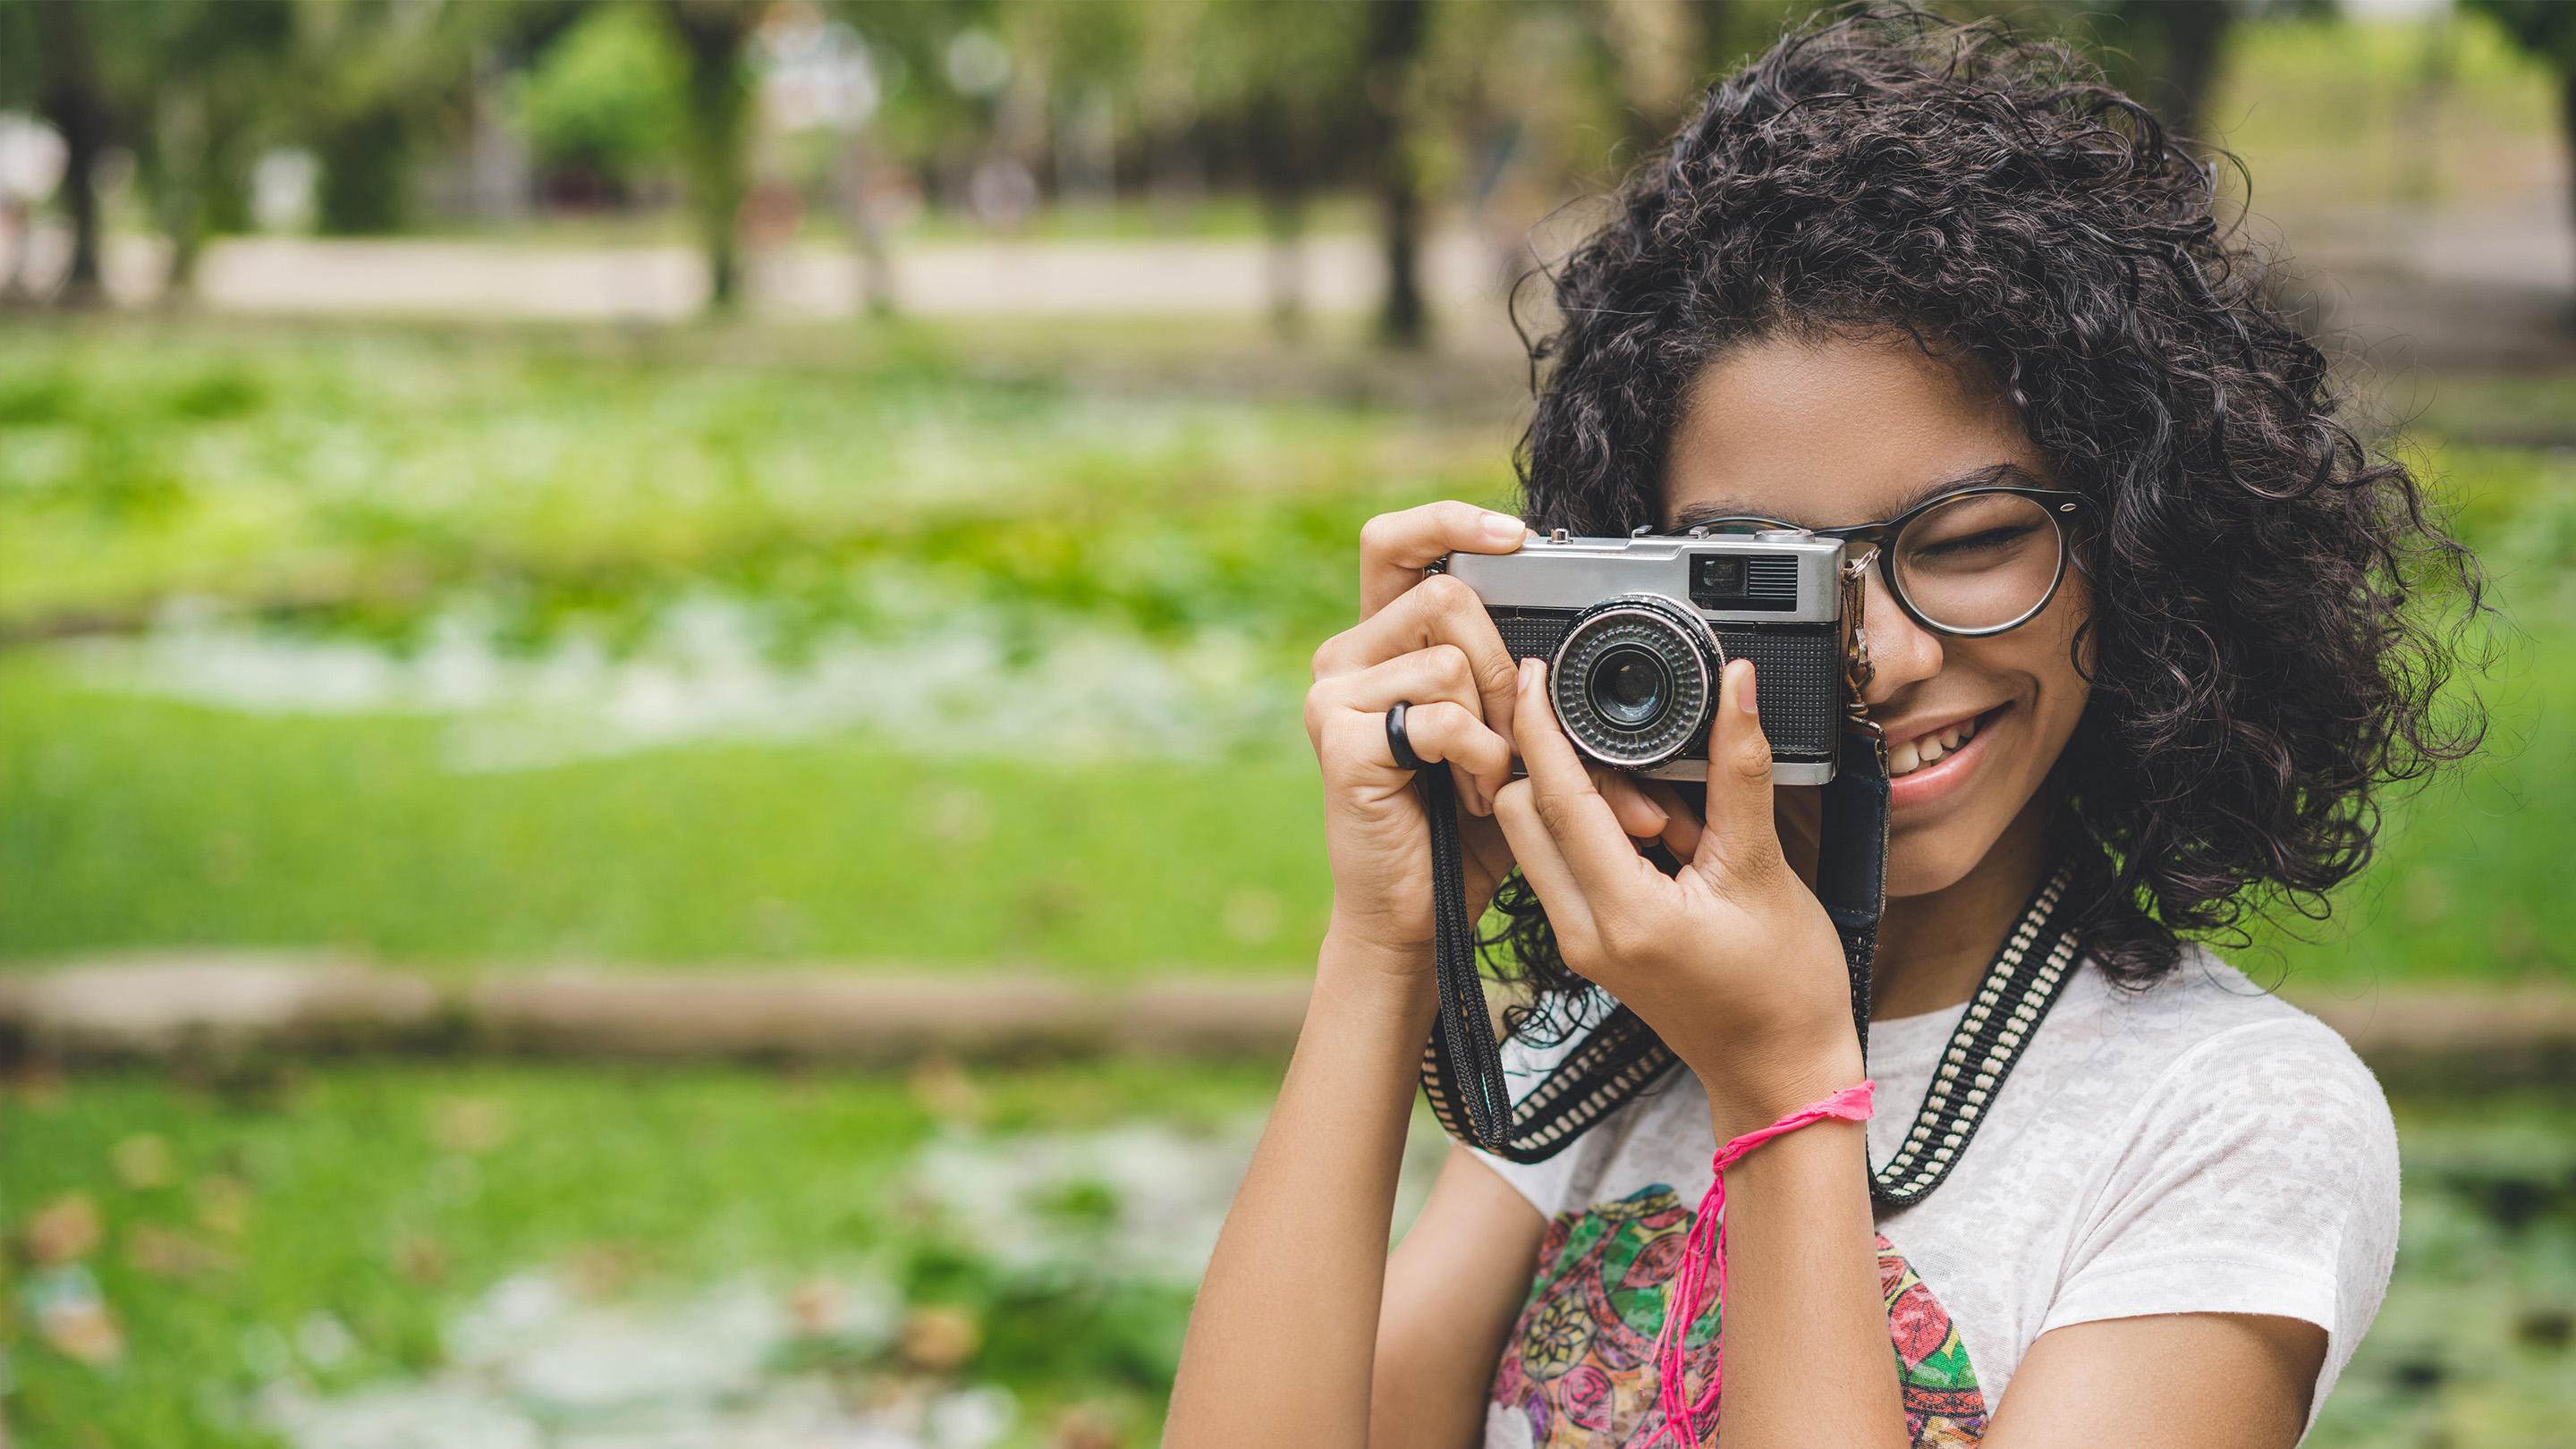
[1166,932,1439,1449]
[1708,1102,1910,1449]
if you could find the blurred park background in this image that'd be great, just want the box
[3,0,2576,1445]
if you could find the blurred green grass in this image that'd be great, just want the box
[0,318,2570,986]
[0,318,1500,649]
[0,669,1333,972]
[0,318,1506,973]
[0,1059,1284,1447]
[0,1063,2564,1449]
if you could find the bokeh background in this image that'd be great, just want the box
[2,1,2573,1445]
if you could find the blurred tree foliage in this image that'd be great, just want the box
[0,0,2375,328]
[517,3,691,204]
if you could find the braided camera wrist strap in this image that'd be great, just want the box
[1410,762,1513,1146]
[1645,1080,1877,1449]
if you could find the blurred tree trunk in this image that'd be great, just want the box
[2564,70,2576,301]
[317,104,412,233]
[2125,0,2228,144]
[145,84,210,293]
[34,0,109,305]
[837,134,895,317]
[2462,0,2576,307]
[1245,88,1312,340]
[1604,0,1701,156]
[1364,0,1428,349]
[661,0,759,311]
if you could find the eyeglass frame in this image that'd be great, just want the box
[1685,484,2092,640]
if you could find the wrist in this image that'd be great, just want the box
[1315,927,1439,1024]
[1700,1037,1868,1144]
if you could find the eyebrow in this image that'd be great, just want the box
[1669,462,2049,530]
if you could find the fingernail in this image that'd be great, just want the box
[1521,657,1543,690]
[1484,512,1525,542]
[1736,661,1759,715]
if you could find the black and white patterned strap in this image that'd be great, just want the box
[1868,863,2083,1207]
[1419,847,2082,1214]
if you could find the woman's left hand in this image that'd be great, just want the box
[1491,655,1863,1134]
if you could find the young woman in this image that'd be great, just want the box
[1167,13,2475,1449]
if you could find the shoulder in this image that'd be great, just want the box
[2030,946,2399,1277]
[2081,948,2380,1093]
[2052,945,2386,1120]
[2040,947,2394,1163]
[2031,949,2401,1385]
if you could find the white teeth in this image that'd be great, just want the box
[1889,716,1985,778]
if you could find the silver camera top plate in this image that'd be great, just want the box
[1439,531,1845,624]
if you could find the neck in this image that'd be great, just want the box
[1868,793,2054,1021]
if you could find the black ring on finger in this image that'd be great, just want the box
[1385,701,1428,772]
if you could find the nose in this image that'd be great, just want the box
[1859,563,1943,708]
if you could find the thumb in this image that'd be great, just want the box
[1691,659,1788,886]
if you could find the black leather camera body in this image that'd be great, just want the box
[1434,529,1852,784]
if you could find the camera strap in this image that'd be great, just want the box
[1411,728,2084,1207]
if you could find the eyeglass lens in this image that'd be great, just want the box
[1890,493,2065,632]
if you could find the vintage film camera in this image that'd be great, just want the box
[1435,528,1856,784]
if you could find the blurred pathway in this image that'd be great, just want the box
[157,203,2576,377]
[187,230,1516,326]
[4,954,2569,1089]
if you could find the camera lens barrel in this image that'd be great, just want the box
[1548,595,1725,769]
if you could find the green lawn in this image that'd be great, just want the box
[2,321,2572,984]
[1,1063,2566,1449]
[0,316,1498,975]
[0,1059,1291,1449]
[0,662,1333,972]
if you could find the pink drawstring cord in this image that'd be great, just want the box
[1645,1080,1876,1449]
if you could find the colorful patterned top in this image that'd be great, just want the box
[1487,1183,1983,1448]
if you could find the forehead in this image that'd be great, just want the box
[1663,334,2046,529]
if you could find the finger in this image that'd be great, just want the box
[1633,778,1707,860]
[1307,648,1513,807]
[1508,659,1663,902]
[1359,501,1529,620]
[1690,658,1791,885]
[1309,644,1483,722]
[1491,777,1593,945]
[1312,573,1521,744]
[1597,771,1674,841]
[1384,700,1514,815]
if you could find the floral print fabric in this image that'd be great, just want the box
[1488,1184,1986,1447]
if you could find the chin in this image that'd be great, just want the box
[1885,822,1998,900]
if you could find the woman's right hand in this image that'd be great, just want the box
[1306,504,1529,975]
[1303,502,1674,985]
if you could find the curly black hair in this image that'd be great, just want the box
[1489,6,2481,1014]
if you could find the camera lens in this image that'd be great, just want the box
[1589,646,1670,729]
[1548,596,1723,770]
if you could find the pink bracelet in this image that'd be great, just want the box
[1646,1080,1877,1449]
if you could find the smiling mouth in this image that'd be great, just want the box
[1885,708,1997,778]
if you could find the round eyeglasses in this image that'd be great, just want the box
[1690,485,2089,638]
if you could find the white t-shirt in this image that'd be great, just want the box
[1471,949,2398,1448]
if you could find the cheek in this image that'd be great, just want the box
[2038,574,2096,731]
